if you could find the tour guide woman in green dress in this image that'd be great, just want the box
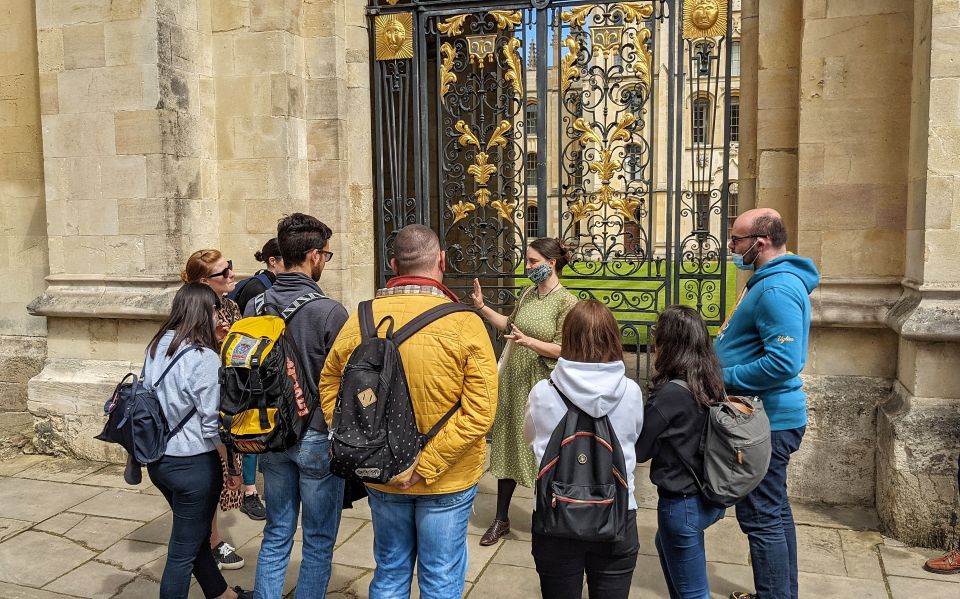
[471,237,578,546]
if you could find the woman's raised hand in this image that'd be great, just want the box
[471,278,485,309]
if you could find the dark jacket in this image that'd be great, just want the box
[243,272,348,431]
[234,269,277,314]
[635,381,707,496]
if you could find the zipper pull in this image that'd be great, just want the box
[551,494,557,508]
[737,448,743,465]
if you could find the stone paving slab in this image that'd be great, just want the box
[0,477,102,522]
[33,512,85,535]
[0,581,79,599]
[111,577,160,598]
[42,560,136,598]
[0,517,32,542]
[879,543,960,584]
[16,459,107,484]
[62,515,143,551]
[0,455,52,477]
[68,488,169,522]
[73,464,153,491]
[796,525,846,576]
[798,570,889,598]
[839,529,885,580]
[97,538,168,571]
[888,574,960,598]
[0,530,96,587]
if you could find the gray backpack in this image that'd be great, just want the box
[672,380,771,507]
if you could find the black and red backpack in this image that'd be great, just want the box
[533,380,630,542]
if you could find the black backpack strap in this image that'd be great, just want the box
[154,345,201,388]
[392,303,476,346]
[281,292,327,321]
[166,406,198,441]
[424,400,462,440]
[253,293,267,316]
[358,300,377,339]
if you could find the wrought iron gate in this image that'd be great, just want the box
[369,0,734,380]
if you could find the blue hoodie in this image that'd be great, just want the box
[714,254,820,431]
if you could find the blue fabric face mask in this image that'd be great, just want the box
[731,240,760,271]
[526,262,553,284]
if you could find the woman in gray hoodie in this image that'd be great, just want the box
[523,299,644,599]
[142,283,251,599]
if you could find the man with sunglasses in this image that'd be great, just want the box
[714,208,820,599]
[245,213,348,599]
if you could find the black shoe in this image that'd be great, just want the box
[233,586,253,599]
[123,455,142,485]
[240,493,266,521]
[214,541,245,570]
[729,593,756,599]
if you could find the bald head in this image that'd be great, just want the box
[392,224,443,276]
[734,208,787,248]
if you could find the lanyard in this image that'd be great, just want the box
[718,285,749,336]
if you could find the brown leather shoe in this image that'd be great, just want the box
[924,549,960,574]
[479,519,510,546]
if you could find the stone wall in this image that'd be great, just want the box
[25,0,374,460]
[0,0,48,413]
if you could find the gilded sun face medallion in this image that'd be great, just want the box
[683,0,727,39]
[375,13,414,60]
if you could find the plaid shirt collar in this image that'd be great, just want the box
[375,285,449,299]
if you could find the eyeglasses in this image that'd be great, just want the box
[206,260,233,278]
[318,250,334,262]
[729,234,767,245]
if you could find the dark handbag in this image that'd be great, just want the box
[95,345,200,464]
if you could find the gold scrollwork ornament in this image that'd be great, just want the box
[633,27,653,87]
[489,10,522,30]
[438,14,468,37]
[683,0,727,39]
[450,200,476,225]
[617,2,655,23]
[375,13,414,61]
[560,36,582,95]
[439,43,457,97]
[502,37,524,96]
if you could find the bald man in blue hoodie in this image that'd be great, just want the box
[715,208,820,599]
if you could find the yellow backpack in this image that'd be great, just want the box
[218,293,323,470]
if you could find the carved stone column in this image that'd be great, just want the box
[877,0,960,549]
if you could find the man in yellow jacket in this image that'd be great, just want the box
[319,224,497,599]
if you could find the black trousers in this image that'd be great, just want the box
[147,450,228,599]
[531,510,639,599]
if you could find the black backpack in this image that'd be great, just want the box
[533,380,630,542]
[330,300,474,484]
[95,345,201,464]
[227,271,273,311]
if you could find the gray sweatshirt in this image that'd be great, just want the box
[142,331,221,457]
[242,272,348,431]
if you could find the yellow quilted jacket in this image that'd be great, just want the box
[319,291,498,495]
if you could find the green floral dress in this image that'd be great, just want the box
[489,286,579,487]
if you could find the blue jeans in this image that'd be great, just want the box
[735,426,805,599]
[366,484,478,599]
[254,430,344,599]
[242,453,258,487]
[147,451,227,599]
[655,494,725,599]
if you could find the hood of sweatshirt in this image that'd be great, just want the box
[747,254,820,294]
[550,357,629,418]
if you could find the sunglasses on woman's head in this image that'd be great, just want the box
[207,260,233,278]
